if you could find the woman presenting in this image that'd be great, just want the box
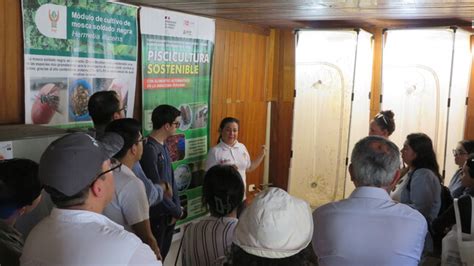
[205,117,266,195]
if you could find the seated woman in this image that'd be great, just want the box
[368,110,396,138]
[181,165,244,266]
[230,187,317,266]
[433,153,474,239]
[391,133,441,251]
[448,140,474,198]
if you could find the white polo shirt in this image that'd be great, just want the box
[103,164,150,232]
[206,140,251,189]
[21,208,161,266]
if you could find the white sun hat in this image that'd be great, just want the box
[233,187,313,259]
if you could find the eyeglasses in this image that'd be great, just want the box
[117,106,127,114]
[453,149,468,156]
[95,158,121,181]
[375,113,388,126]
[172,121,181,128]
[136,137,147,144]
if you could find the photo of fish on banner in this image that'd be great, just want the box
[29,78,68,125]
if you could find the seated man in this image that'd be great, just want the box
[104,118,161,259]
[231,187,317,265]
[0,159,42,266]
[312,135,427,266]
[20,132,161,265]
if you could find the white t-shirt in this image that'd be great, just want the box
[206,140,251,189]
[103,164,150,231]
[21,208,161,266]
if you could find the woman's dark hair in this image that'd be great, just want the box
[373,110,395,136]
[0,158,42,219]
[406,133,441,179]
[460,140,474,154]
[228,244,318,266]
[465,153,474,178]
[217,117,240,144]
[203,165,244,217]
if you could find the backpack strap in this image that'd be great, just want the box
[405,168,418,192]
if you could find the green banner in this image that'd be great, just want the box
[140,7,215,225]
[22,0,138,126]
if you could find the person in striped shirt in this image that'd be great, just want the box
[181,165,244,266]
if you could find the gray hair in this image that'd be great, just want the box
[350,136,400,187]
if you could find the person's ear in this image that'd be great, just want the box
[131,143,138,156]
[90,179,105,198]
[112,111,121,121]
[388,169,401,190]
[348,163,355,181]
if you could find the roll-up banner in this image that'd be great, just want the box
[140,7,215,225]
[22,1,138,128]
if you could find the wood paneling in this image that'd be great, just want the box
[124,0,474,29]
[369,28,384,119]
[268,29,295,190]
[465,36,474,140]
[210,19,271,200]
[0,0,23,125]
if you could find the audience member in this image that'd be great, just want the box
[182,165,244,265]
[88,90,167,206]
[393,133,441,252]
[448,140,474,198]
[433,153,474,264]
[369,110,395,138]
[140,104,183,260]
[312,136,427,265]
[20,132,161,265]
[0,159,42,266]
[231,187,316,266]
[104,118,161,260]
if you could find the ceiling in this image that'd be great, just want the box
[118,0,474,29]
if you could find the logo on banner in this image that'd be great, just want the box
[48,9,60,32]
[164,15,176,30]
[183,19,194,36]
[35,4,67,39]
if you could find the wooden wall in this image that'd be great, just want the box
[0,0,23,124]
[267,29,295,190]
[210,19,271,199]
[465,36,474,139]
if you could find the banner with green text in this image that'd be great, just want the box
[22,0,138,128]
[140,7,215,225]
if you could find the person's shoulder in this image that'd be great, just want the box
[99,221,144,245]
[391,201,427,223]
[313,199,345,217]
[413,168,437,178]
[234,141,247,149]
